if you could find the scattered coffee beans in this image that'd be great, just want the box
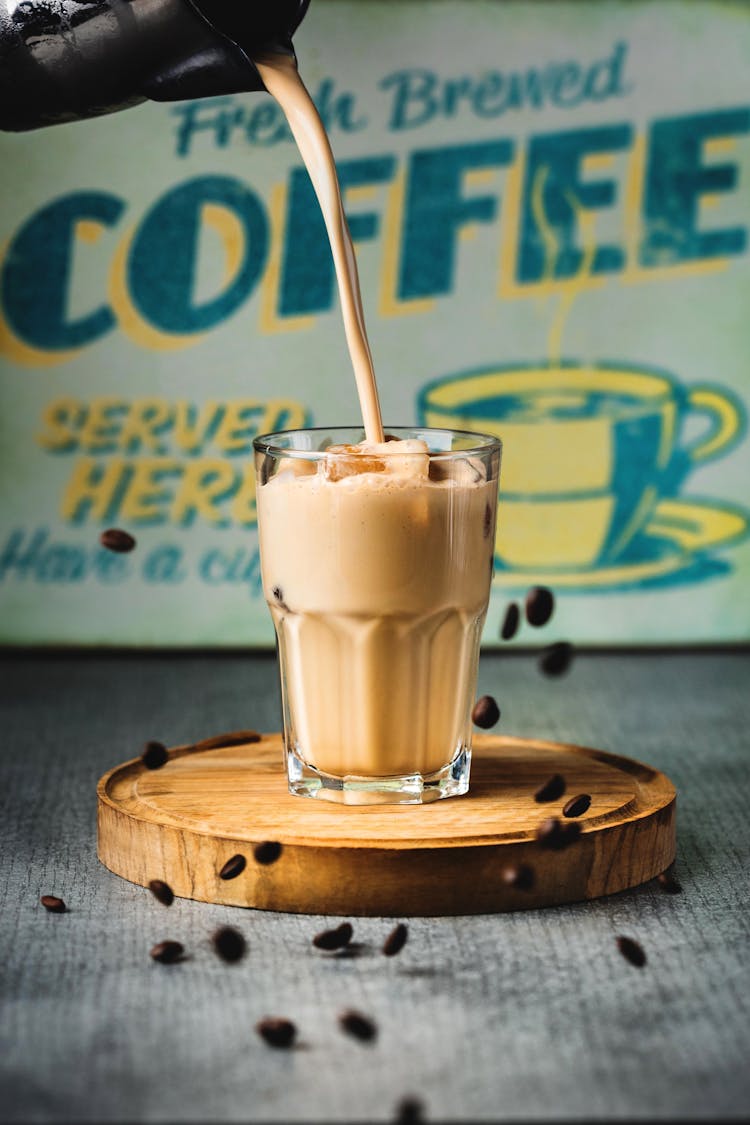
[563,793,591,818]
[395,1095,425,1124]
[148,879,174,906]
[256,1017,297,1048]
[536,817,580,850]
[313,922,353,951]
[534,773,566,803]
[616,935,646,968]
[150,940,184,964]
[219,854,247,880]
[539,642,574,678]
[40,895,66,913]
[501,602,520,641]
[471,695,500,729]
[657,870,682,895]
[193,730,261,751]
[141,741,168,770]
[501,863,535,891]
[339,1009,377,1043]
[99,527,136,553]
[254,841,282,866]
[525,586,554,627]
[212,926,246,963]
[382,922,408,957]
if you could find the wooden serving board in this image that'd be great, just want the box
[97,734,676,916]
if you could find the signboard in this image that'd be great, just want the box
[1,0,749,645]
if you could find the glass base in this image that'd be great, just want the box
[286,744,471,805]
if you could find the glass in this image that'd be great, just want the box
[253,427,502,805]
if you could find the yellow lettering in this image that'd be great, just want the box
[119,458,181,522]
[37,397,85,451]
[60,458,126,521]
[79,398,128,453]
[119,398,172,453]
[213,400,265,453]
[173,401,224,453]
[172,459,238,525]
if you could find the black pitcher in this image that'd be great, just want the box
[0,0,310,131]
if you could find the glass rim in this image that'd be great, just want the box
[253,425,502,460]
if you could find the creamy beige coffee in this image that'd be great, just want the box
[257,441,496,778]
[254,56,499,792]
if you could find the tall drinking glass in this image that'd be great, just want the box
[253,427,502,804]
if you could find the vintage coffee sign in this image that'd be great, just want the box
[0,1,748,644]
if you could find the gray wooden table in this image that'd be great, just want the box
[1,651,749,1122]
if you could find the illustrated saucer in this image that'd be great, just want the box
[491,497,749,592]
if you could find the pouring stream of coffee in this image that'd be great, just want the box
[254,54,384,444]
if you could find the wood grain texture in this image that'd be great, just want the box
[97,734,675,915]
[2,652,749,1123]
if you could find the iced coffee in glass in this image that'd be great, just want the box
[254,427,502,805]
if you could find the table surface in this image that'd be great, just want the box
[1,650,749,1123]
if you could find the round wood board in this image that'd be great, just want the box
[97,733,676,916]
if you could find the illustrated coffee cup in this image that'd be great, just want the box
[418,362,744,570]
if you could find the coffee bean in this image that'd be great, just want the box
[539,642,573,677]
[256,1017,297,1048]
[536,817,564,848]
[148,879,174,906]
[99,527,136,553]
[534,773,566,803]
[657,870,682,895]
[193,730,261,751]
[382,922,408,957]
[616,935,646,968]
[212,926,246,963]
[501,863,535,891]
[472,695,500,729]
[501,602,520,641]
[563,793,591,818]
[254,841,282,866]
[313,922,353,951]
[561,820,581,845]
[525,586,554,627]
[536,817,580,850]
[339,1009,377,1043]
[141,741,168,770]
[218,854,246,880]
[483,502,493,539]
[40,895,66,913]
[395,1095,425,1123]
[150,940,184,964]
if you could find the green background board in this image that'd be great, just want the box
[0,0,749,646]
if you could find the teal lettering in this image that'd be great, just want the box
[142,544,187,583]
[641,108,750,267]
[171,98,243,157]
[2,193,123,349]
[128,176,268,334]
[244,100,291,146]
[583,41,631,101]
[280,155,396,317]
[380,69,439,131]
[548,63,584,108]
[518,124,632,282]
[316,78,367,133]
[399,140,514,300]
